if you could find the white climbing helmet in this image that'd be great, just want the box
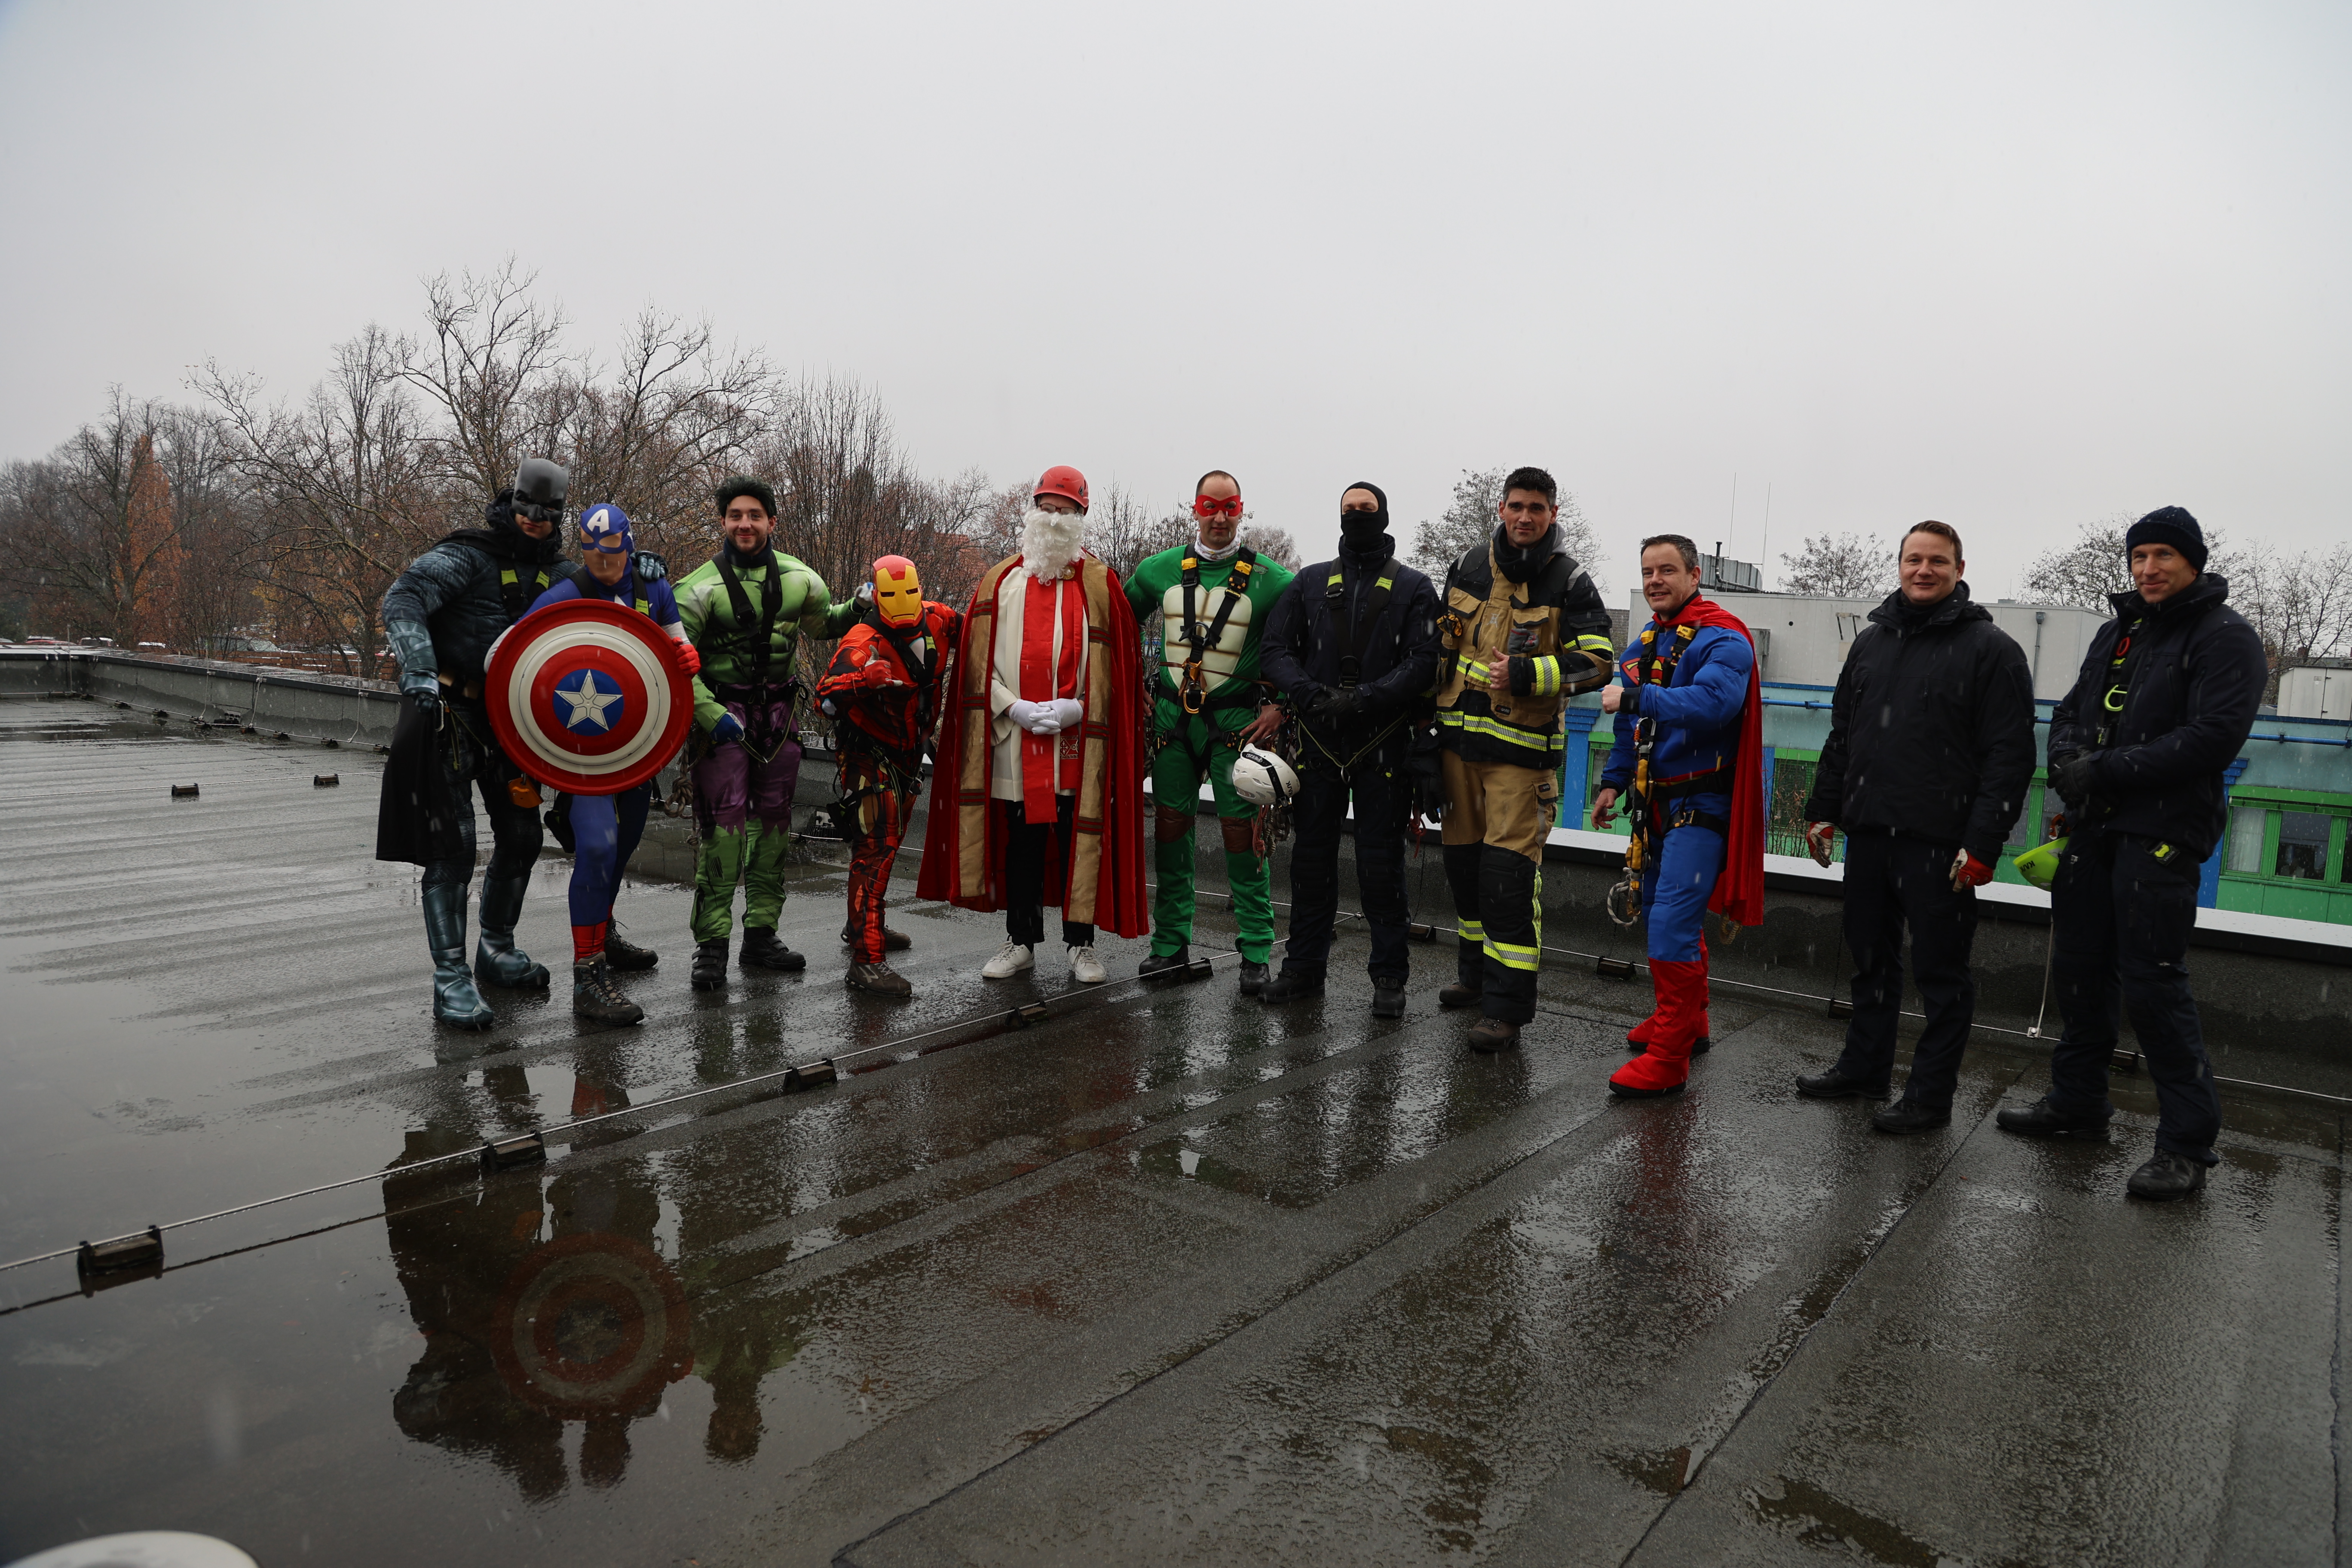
[1231,745,1300,809]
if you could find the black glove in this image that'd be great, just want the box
[2049,750,2098,809]
[1311,684,1358,721]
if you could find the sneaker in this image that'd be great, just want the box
[845,961,913,999]
[1068,946,1106,984]
[982,941,1034,979]
[2127,1150,2209,1201]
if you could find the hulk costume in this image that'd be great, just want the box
[1125,543,1295,964]
[674,545,833,947]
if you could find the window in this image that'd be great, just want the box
[2227,807,2266,874]
[2276,812,2331,880]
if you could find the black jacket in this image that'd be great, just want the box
[380,502,570,684]
[1261,534,1443,766]
[2049,573,2266,860]
[1804,584,2037,865]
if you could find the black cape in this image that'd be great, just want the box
[374,695,469,866]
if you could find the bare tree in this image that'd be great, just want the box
[2021,517,2134,608]
[1238,522,1302,570]
[399,260,575,507]
[1778,532,1893,597]
[1408,468,1602,588]
[198,326,441,675]
[0,391,192,645]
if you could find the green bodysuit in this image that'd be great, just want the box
[1124,543,1296,963]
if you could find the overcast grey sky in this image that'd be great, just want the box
[2,0,2344,593]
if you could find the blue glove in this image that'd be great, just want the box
[712,712,744,746]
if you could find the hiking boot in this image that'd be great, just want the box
[1872,1099,1951,1134]
[603,930,658,971]
[740,927,806,972]
[1796,1066,1890,1100]
[842,925,911,952]
[1439,982,1482,1010]
[690,938,730,992]
[1372,979,1407,1019]
[1995,1095,2114,1139]
[2127,1150,2210,1201]
[1260,970,1325,1004]
[1238,959,1268,996]
[573,958,645,1025]
[1068,946,1107,984]
[1139,947,1191,980]
[1467,1018,1521,1054]
[981,941,1034,979]
[846,961,913,999]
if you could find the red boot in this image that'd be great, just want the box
[1610,959,1702,1097]
[1692,937,1714,1056]
[1625,963,1669,1052]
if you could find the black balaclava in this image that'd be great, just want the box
[1493,519,1559,583]
[1340,481,1392,558]
[482,489,565,567]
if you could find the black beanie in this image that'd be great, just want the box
[1340,481,1390,551]
[2125,505,2206,573]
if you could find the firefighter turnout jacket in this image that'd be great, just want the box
[1436,527,1616,771]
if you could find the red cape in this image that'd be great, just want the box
[1655,593,1767,928]
[916,551,1150,938]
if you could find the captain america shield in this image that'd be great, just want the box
[486,597,693,795]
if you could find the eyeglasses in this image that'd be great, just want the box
[1192,495,1244,521]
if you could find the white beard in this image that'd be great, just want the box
[1019,507,1086,582]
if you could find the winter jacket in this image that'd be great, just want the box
[1260,534,1443,766]
[1599,622,1753,812]
[2048,573,2266,861]
[380,506,571,687]
[1435,526,1615,770]
[1802,585,2037,865]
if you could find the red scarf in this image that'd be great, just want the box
[1651,593,1766,927]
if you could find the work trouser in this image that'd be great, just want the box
[691,690,802,943]
[1001,796,1096,951]
[565,784,654,925]
[1440,751,1556,1025]
[1150,714,1273,963]
[1827,831,1978,1106]
[420,702,544,905]
[1283,748,1415,982]
[2048,826,2222,1164]
[841,747,919,965]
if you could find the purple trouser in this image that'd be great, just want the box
[694,693,802,831]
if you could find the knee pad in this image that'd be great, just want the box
[1156,805,1194,844]
[1219,815,1258,853]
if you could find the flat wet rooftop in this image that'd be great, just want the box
[0,693,2344,1567]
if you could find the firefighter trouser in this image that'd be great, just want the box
[1440,752,1556,1025]
[691,692,803,943]
[1149,716,1273,963]
[841,748,919,965]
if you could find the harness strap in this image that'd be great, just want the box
[714,552,783,680]
[1325,556,1399,688]
[1175,549,1259,714]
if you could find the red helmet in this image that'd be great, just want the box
[1033,465,1089,512]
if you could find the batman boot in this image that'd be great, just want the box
[474,871,551,989]
[423,882,496,1029]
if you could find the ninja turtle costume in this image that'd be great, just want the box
[1124,540,1294,977]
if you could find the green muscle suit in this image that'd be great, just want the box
[1125,544,1296,963]
[674,547,832,943]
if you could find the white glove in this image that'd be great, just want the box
[1805,821,1836,868]
[1046,698,1084,731]
[1008,698,1058,734]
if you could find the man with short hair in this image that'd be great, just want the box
[2000,506,2266,1200]
[917,466,1150,980]
[378,457,572,1028]
[1124,470,1293,992]
[1796,521,2036,1127]
[1435,466,1617,1050]
[674,476,833,991]
[1259,481,1443,1015]
[1594,534,1767,1096]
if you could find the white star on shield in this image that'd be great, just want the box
[557,670,622,732]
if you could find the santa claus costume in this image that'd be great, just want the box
[917,466,1149,980]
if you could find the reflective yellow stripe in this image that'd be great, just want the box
[1483,939,1541,972]
[1527,657,1562,697]
[1457,920,1486,943]
[1437,709,1568,753]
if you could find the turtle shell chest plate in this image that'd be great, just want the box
[1160,582,1253,682]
